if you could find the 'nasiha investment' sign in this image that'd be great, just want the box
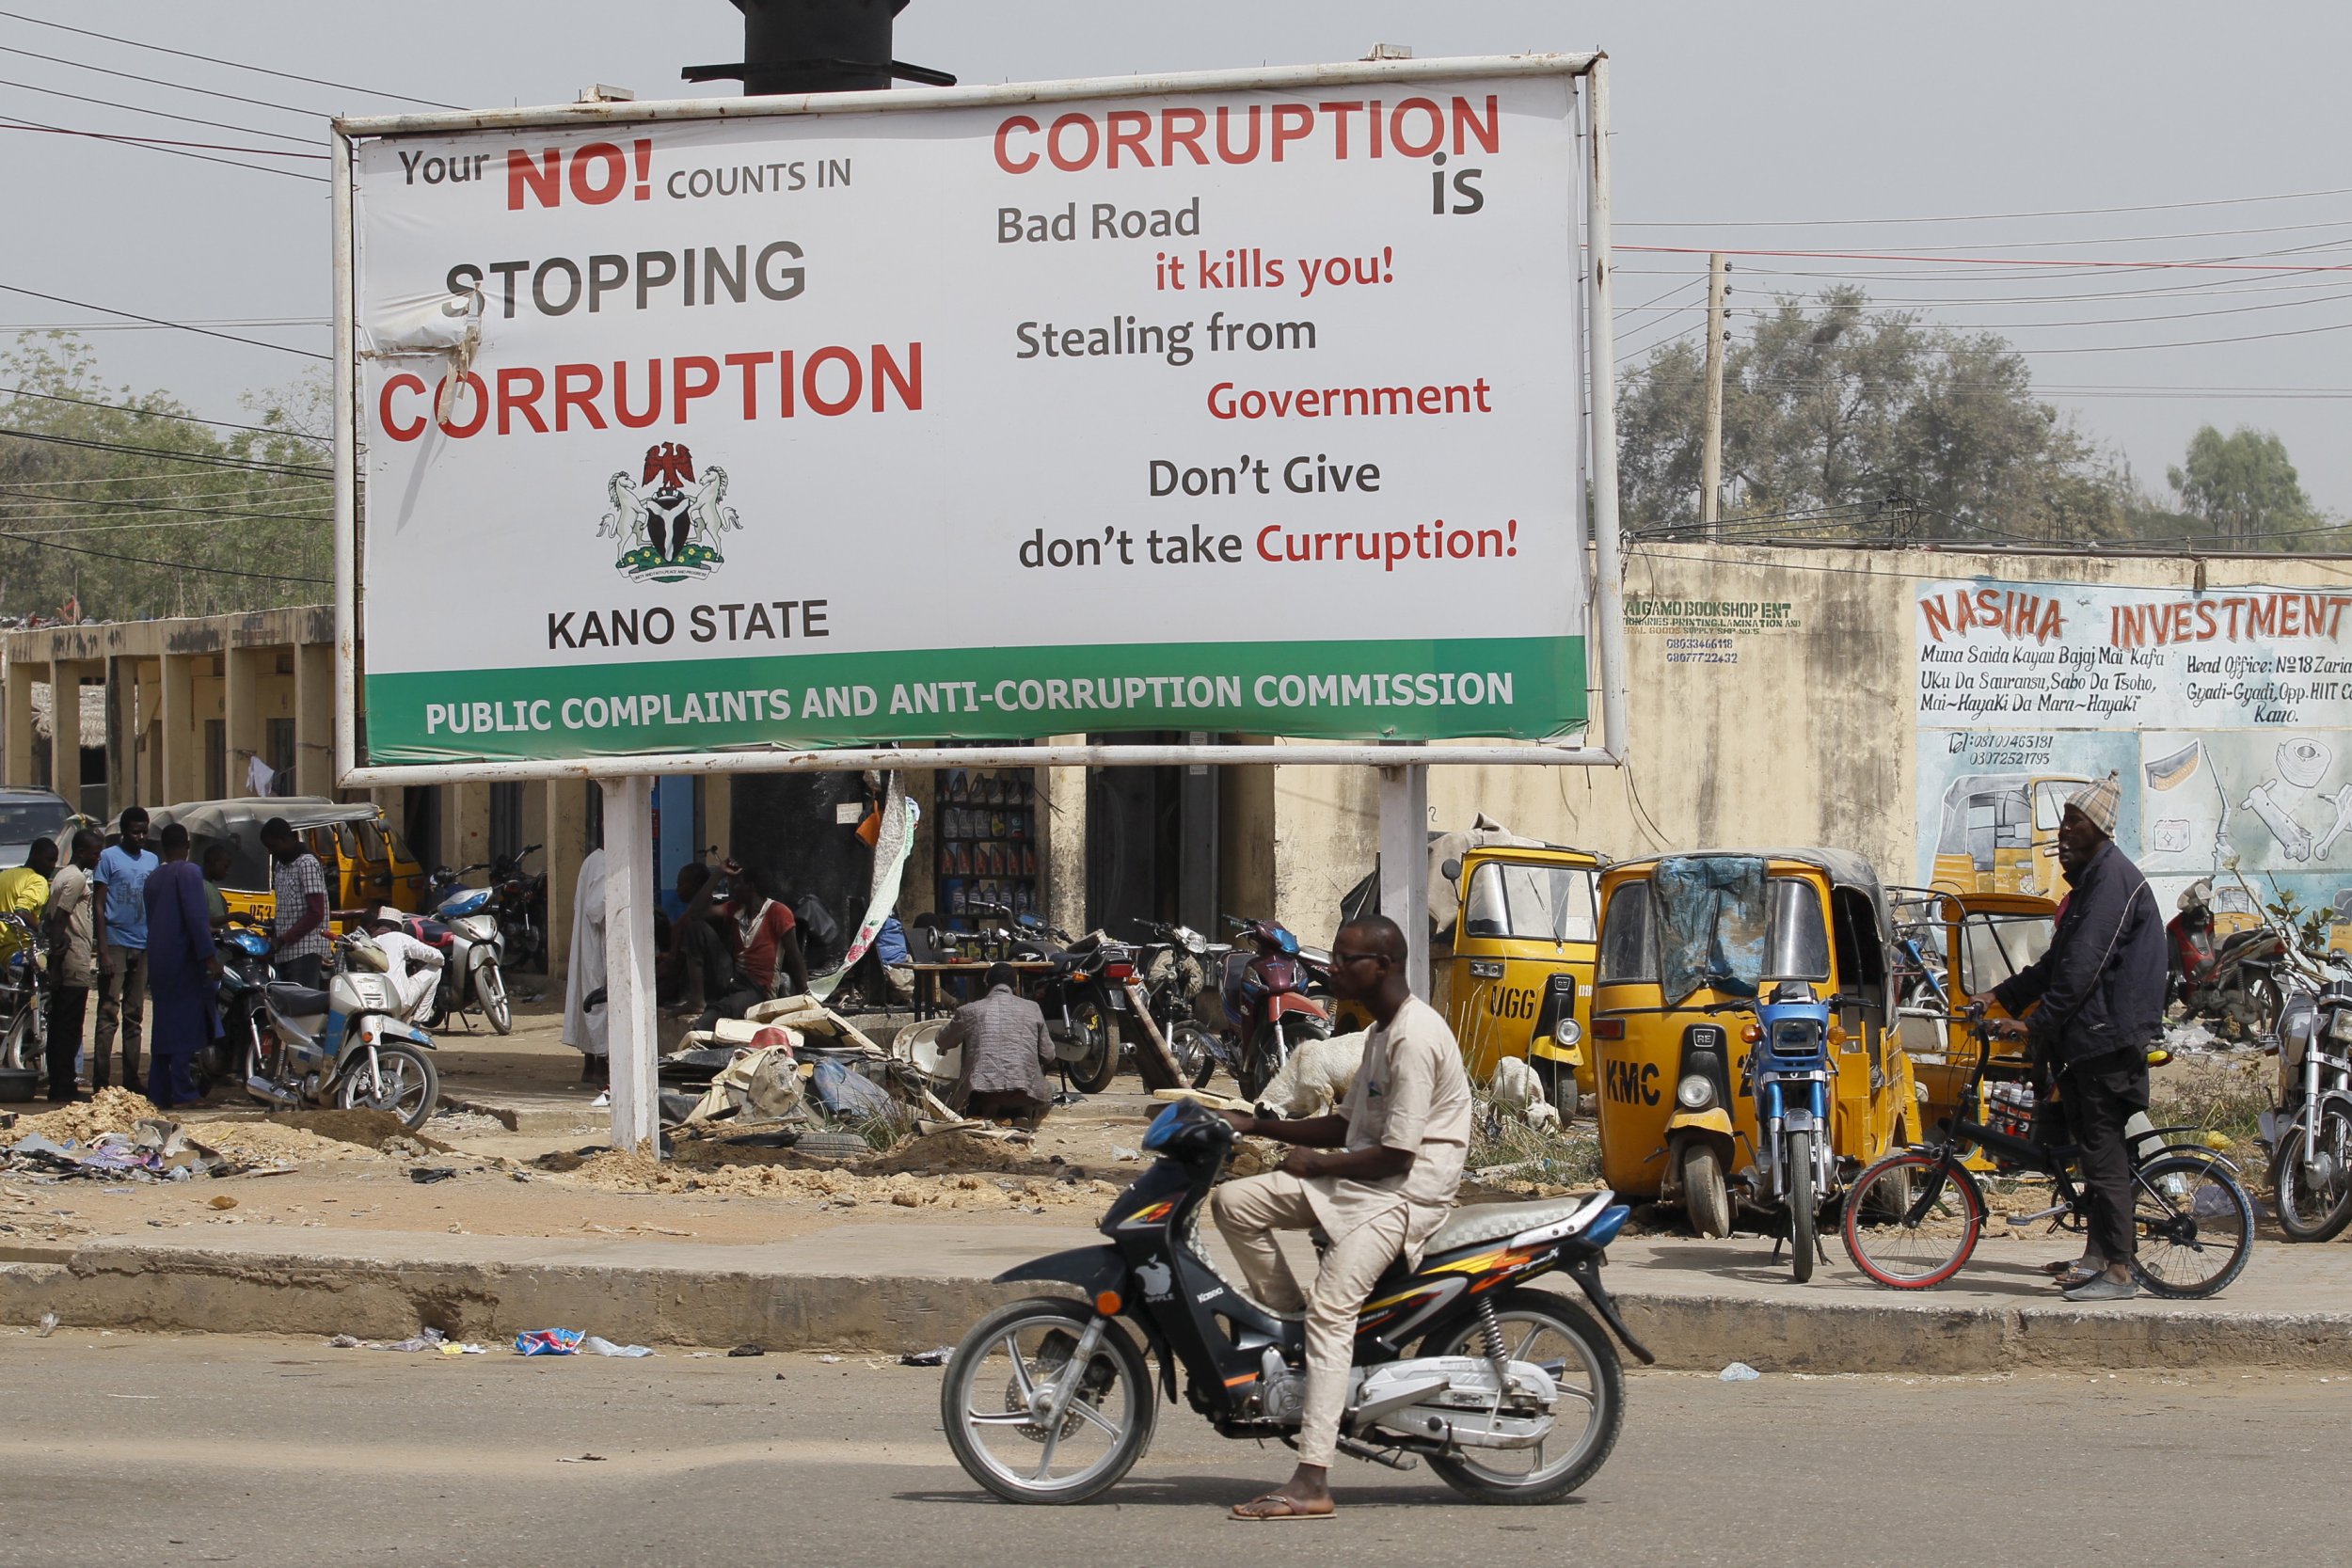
[346,65,1587,765]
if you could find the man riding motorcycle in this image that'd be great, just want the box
[1210,912,1472,1522]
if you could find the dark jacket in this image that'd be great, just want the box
[1991,840,2166,1067]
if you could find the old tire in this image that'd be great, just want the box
[1682,1145,1733,1239]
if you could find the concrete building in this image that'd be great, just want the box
[8,541,2345,985]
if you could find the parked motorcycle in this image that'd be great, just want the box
[941,1099,1649,1505]
[413,872,513,1035]
[1134,921,1221,1088]
[1216,916,1330,1101]
[991,908,1130,1096]
[485,844,547,975]
[0,911,42,1073]
[196,924,274,1094]
[2169,877,2286,1038]
[2264,951,2352,1241]
[233,933,440,1130]
[1740,981,1840,1281]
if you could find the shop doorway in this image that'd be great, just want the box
[1085,734,1218,939]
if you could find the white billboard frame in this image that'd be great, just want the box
[330,52,1629,787]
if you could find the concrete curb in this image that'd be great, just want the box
[7,1237,2349,1371]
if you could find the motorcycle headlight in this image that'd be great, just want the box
[2330,1009,2352,1045]
[1677,1073,1715,1110]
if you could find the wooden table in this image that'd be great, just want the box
[908,959,1057,1018]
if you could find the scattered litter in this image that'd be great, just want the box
[37,1310,56,1338]
[1111,1146,1139,1163]
[326,1334,361,1348]
[727,1343,766,1357]
[408,1168,458,1185]
[580,1336,654,1358]
[376,1328,448,1354]
[556,1452,608,1463]
[815,1354,842,1364]
[899,1346,952,1367]
[516,1328,584,1356]
[208,1195,238,1211]
[1720,1361,1762,1383]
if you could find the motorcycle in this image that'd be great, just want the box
[1740,981,1840,1281]
[2169,877,2286,1038]
[197,924,274,1094]
[986,907,1130,1097]
[233,933,440,1130]
[485,844,547,975]
[1216,916,1330,1101]
[941,1098,1650,1505]
[1135,921,1222,1089]
[2264,951,2352,1241]
[412,870,514,1035]
[0,911,42,1073]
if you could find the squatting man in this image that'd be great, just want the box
[1209,912,1471,1522]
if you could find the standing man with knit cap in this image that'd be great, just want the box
[1985,771,2166,1302]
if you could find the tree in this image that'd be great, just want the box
[0,333,331,623]
[1616,287,2132,543]
[2167,425,2319,549]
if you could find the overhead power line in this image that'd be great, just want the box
[0,8,462,109]
[0,285,326,359]
[0,526,326,583]
[0,117,326,181]
[0,424,329,479]
[0,385,328,443]
[0,119,325,159]
[0,40,328,118]
[0,74,320,143]
[1619,243,2352,274]
[1620,183,2352,228]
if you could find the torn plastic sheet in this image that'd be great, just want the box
[1654,855,1767,1005]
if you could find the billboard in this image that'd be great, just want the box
[341,61,1595,768]
[1913,577,2352,916]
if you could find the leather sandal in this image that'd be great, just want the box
[1231,1492,1336,1521]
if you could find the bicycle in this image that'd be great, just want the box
[1842,1016,2253,1297]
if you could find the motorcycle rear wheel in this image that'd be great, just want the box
[2273,1110,2352,1243]
[1061,1003,1117,1095]
[478,963,513,1036]
[941,1297,1155,1505]
[335,1043,439,1131]
[0,998,38,1071]
[1422,1291,1624,1505]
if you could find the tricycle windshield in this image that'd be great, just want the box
[1957,911,2054,995]
[1462,861,1597,944]
[1763,878,1832,983]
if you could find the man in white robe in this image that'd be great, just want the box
[562,841,608,1080]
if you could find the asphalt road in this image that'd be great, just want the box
[0,1332,2332,1567]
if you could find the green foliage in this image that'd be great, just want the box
[2167,424,2321,549]
[1617,286,2134,542]
[0,332,331,623]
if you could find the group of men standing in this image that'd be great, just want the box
[25,809,334,1109]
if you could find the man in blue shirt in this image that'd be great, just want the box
[92,806,158,1091]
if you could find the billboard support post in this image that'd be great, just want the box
[601,775,660,1152]
[1378,764,1432,994]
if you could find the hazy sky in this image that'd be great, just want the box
[6,2,2350,514]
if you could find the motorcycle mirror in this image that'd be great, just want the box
[1440,857,1462,882]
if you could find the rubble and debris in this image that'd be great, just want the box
[409,1168,459,1184]
[1720,1361,1763,1382]
[727,1343,766,1357]
[580,1336,654,1357]
[516,1328,584,1356]
[899,1346,952,1367]
[36,1311,56,1338]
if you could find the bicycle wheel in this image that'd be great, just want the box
[1787,1132,1818,1284]
[2131,1152,2254,1299]
[2273,1108,2352,1243]
[1841,1150,1981,1290]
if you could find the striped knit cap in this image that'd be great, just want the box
[2068,771,2122,836]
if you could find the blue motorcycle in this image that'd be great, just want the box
[1749,980,1838,1281]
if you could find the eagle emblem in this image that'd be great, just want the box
[598,442,740,583]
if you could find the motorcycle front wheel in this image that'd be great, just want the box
[336,1044,440,1131]
[940,1297,1155,1505]
[1422,1291,1624,1505]
[1786,1132,1818,1283]
[0,998,38,1071]
[2273,1109,2352,1243]
[477,963,513,1035]
[1061,1002,1117,1095]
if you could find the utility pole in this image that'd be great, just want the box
[685,0,953,96]
[1699,251,1729,538]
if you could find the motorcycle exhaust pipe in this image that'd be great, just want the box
[244,1073,301,1106]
